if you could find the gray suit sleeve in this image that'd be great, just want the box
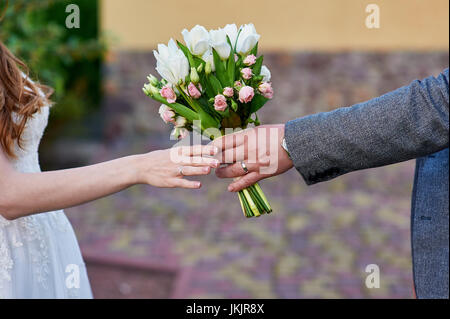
[285,69,449,185]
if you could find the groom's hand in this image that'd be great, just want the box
[212,124,294,192]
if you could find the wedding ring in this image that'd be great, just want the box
[178,166,185,176]
[240,162,249,174]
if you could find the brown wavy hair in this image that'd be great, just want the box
[0,41,53,158]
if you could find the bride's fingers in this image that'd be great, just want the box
[171,179,202,189]
[217,144,246,163]
[179,166,211,176]
[180,156,220,167]
[210,128,253,151]
[178,145,218,157]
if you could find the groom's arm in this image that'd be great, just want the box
[285,68,449,185]
[214,69,449,191]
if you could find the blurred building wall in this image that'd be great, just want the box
[100,0,449,52]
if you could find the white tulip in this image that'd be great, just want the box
[223,24,239,48]
[236,23,260,55]
[153,39,190,85]
[260,65,271,82]
[202,50,216,72]
[209,28,231,60]
[181,25,210,56]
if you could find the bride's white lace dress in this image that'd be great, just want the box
[0,105,92,299]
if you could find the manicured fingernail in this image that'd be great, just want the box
[228,186,234,192]
[213,160,220,167]
[204,167,210,172]
[196,182,201,188]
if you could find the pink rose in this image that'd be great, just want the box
[234,81,242,89]
[162,109,176,123]
[243,54,257,66]
[188,82,201,99]
[241,68,253,80]
[223,87,234,98]
[159,104,176,124]
[214,94,228,111]
[160,85,177,104]
[239,86,255,103]
[258,82,274,99]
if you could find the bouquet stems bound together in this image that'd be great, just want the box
[143,23,274,218]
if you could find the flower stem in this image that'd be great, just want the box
[236,182,273,218]
[243,189,260,217]
[248,185,267,214]
[253,183,272,213]
[237,191,248,218]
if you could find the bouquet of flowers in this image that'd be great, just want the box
[143,23,274,218]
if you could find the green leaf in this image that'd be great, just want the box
[250,94,269,114]
[250,42,259,56]
[209,74,223,95]
[198,97,220,119]
[177,40,195,67]
[230,99,238,112]
[193,56,205,68]
[227,50,236,85]
[150,93,199,121]
[216,107,230,118]
[235,55,243,68]
[204,80,216,98]
[177,87,219,128]
[252,56,263,76]
[233,28,243,53]
[200,76,214,98]
[212,48,228,86]
[198,111,220,130]
[226,35,233,48]
[254,113,261,126]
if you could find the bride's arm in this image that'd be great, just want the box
[0,145,219,220]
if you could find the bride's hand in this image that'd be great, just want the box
[0,144,219,220]
[135,145,220,189]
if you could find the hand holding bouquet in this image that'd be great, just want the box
[143,23,274,218]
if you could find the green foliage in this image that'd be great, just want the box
[212,48,229,87]
[250,94,269,114]
[177,40,195,67]
[208,74,223,95]
[226,51,236,85]
[252,55,263,76]
[0,0,106,124]
[250,42,258,56]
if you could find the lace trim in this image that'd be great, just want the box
[18,216,51,287]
